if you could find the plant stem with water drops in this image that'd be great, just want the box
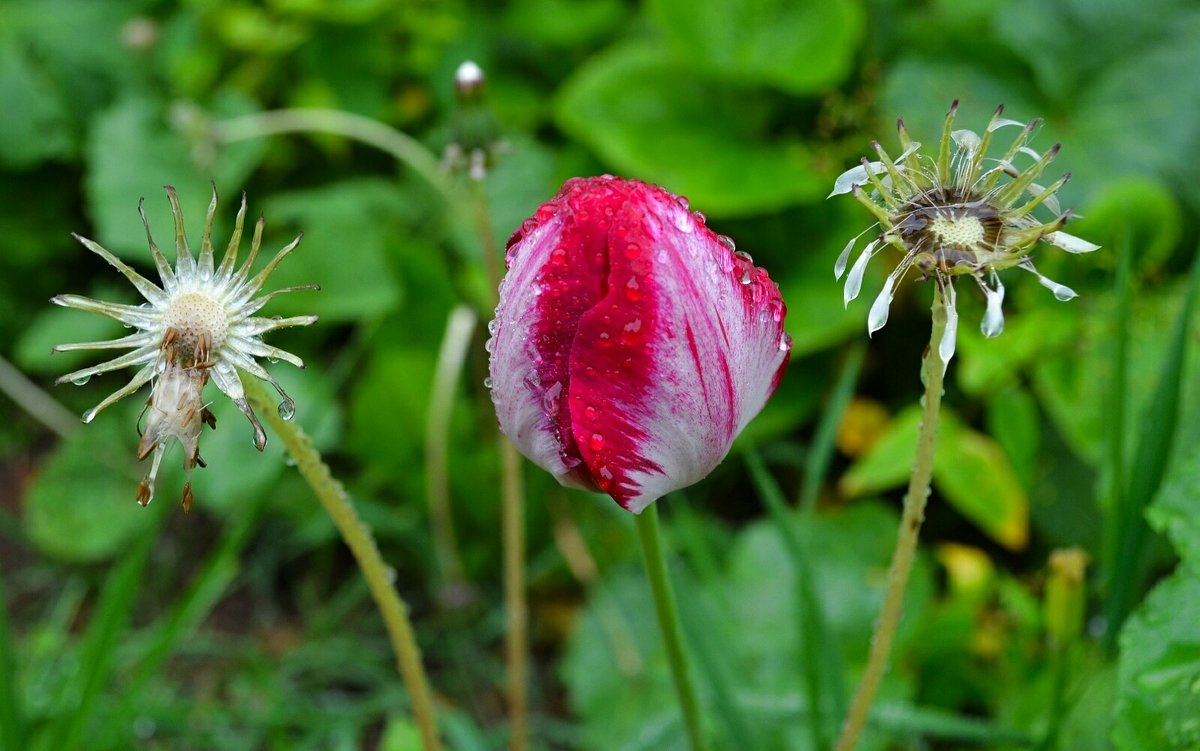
[635,504,709,751]
[834,288,948,751]
[241,374,442,751]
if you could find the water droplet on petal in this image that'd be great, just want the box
[718,235,736,251]
[277,399,296,420]
[980,280,1006,338]
[487,319,497,335]
[938,283,959,368]
[673,211,693,233]
[867,277,895,335]
[589,433,605,451]
[483,376,494,389]
[834,236,856,280]
[844,239,878,307]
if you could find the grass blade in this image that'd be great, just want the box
[799,341,866,513]
[745,447,846,750]
[1103,243,1200,649]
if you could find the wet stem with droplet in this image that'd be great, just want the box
[834,287,948,751]
[240,373,443,751]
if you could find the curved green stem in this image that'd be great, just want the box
[214,109,452,202]
[834,289,948,751]
[635,505,709,751]
[241,375,442,751]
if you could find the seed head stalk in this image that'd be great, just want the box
[834,287,948,751]
[240,374,442,751]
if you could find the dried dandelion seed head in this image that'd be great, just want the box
[830,101,1099,367]
[52,185,318,508]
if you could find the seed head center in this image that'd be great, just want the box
[164,291,228,358]
[930,214,986,251]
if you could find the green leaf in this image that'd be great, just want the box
[1068,177,1182,274]
[555,43,825,216]
[0,42,74,167]
[85,94,265,258]
[1148,445,1200,565]
[501,0,628,47]
[1113,566,1200,750]
[23,416,155,563]
[647,0,863,93]
[263,178,405,321]
[840,406,1029,549]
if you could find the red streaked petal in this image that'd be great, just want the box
[490,176,790,511]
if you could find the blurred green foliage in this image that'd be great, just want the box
[1,0,1198,748]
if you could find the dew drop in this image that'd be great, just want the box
[589,433,605,451]
[734,249,754,264]
[550,247,567,266]
[484,338,494,353]
[82,407,99,423]
[483,376,494,389]
[624,243,641,259]
[624,277,641,301]
[779,333,790,351]
[740,271,752,285]
[583,405,598,422]
[693,210,706,224]
[72,375,91,386]
[277,399,296,420]
[487,319,498,335]
[718,235,736,251]
[673,211,693,234]
[597,332,612,347]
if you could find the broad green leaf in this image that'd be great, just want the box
[1113,567,1200,750]
[563,502,932,751]
[781,206,878,357]
[956,305,1079,398]
[263,179,405,321]
[1148,444,1200,565]
[0,0,136,167]
[1068,177,1182,274]
[502,0,628,47]
[23,417,154,563]
[85,94,265,258]
[647,0,863,93]
[555,43,825,216]
[840,406,1029,549]
[985,385,1040,489]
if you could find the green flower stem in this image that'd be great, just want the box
[635,505,709,751]
[835,289,948,751]
[241,375,442,751]
[214,109,452,203]
[502,437,529,751]
[468,176,531,751]
[425,305,478,600]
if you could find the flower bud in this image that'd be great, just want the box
[488,176,791,512]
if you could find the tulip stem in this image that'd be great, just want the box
[834,289,948,751]
[635,505,709,751]
[241,374,442,751]
[468,175,531,751]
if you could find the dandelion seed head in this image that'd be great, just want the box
[52,185,318,509]
[830,103,1098,367]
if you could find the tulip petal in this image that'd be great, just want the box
[491,177,789,512]
[566,182,788,510]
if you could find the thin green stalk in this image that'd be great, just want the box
[0,353,79,438]
[634,505,708,751]
[214,109,452,204]
[241,375,442,751]
[501,437,528,751]
[425,305,478,601]
[835,288,949,751]
[469,173,530,751]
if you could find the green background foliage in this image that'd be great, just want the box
[1,0,1197,748]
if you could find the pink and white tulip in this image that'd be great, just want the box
[488,176,791,512]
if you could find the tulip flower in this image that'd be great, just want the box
[488,176,790,512]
